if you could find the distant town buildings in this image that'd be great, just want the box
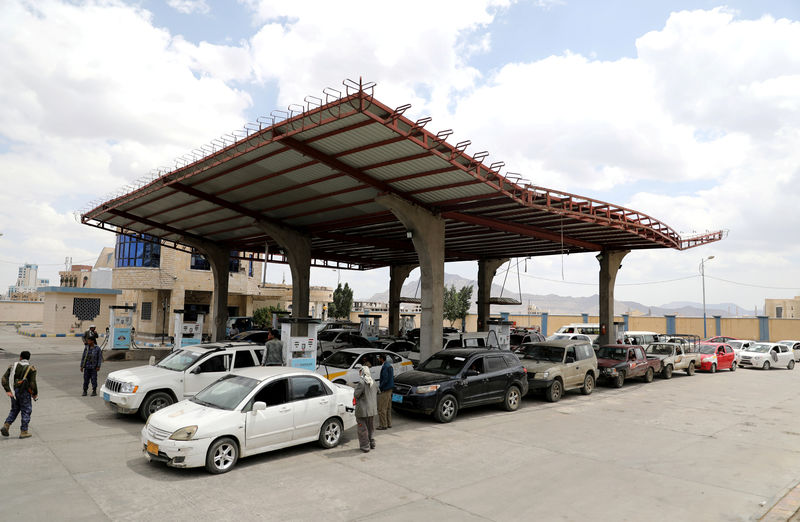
[764,296,800,319]
[6,263,49,301]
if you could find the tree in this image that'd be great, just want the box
[253,305,287,329]
[443,284,473,327]
[330,282,353,320]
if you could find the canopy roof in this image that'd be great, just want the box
[82,80,722,270]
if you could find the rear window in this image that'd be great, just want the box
[485,356,507,372]
[291,376,329,401]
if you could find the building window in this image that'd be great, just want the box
[776,306,783,319]
[248,254,254,277]
[73,298,101,321]
[141,302,152,321]
[190,251,241,272]
[115,234,160,268]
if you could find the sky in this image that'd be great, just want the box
[1,0,799,313]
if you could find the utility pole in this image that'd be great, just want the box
[700,256,715,338]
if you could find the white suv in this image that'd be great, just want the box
[101,342,265,420]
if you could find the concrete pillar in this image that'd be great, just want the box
[541,312,549,336]
[376,194,444,362]
[388,264,417,336]
[597,250,629,346]
[665,314,676,335]
[581,313,589,323]
[181,239,229,342]
[713,315,722,336]
[757,316,769,341]
[477,258,509,331]
[255,221,311,331]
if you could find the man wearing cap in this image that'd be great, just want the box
[83,324,99,347]
[80,337,103,396]
[2,351,38,439]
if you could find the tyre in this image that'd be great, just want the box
[789,360,795,370]
[139,391,174,421]
[662,364,673,379]
[710,363,717,374]
[763,361,771,371]
[613,373,625,388]
[502,385,522,411]
[434,394,458,423]
[318,417,343,448]
[644,367,654,383]
[205,437,238,474]
[686,361,695,376]
[730,361,737,372]
[580,373,595,395]
[545,379,563,402]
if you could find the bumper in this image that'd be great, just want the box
[527,377,555,391]
[597,369,620,381]
[738,358,763,368]
[698,360,717,371]
[140,429,210,469]
[100,385,141,415]
[391,392,438,415]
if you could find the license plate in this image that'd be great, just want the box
[391,393,403,403]
[103,392,110,402]
[146,440,159,455]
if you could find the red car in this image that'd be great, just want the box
[698,342,737,372]
[704,336,738,343]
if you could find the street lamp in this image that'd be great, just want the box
[700,256,715,338]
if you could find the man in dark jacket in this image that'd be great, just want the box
[80,337,103,396]
[376,353,394,430]
[83,324,99,346]
[2,350,38,439]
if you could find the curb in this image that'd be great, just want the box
[762,483,800,521]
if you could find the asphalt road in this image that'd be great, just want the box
[1,326,799,521]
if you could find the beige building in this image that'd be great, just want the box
[765,296,800,319]
[41,286,121,334]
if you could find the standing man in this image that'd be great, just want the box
[80,337,103,396]
[263,329,284,366]
[353,364,378,452]
[83,324,99,348]
[376,353,394,430]
[1,351,38,439]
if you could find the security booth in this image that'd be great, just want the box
[400,314,416,337]
[279,317,320,371]
[358,314,382,341]
[172,309,205,351]
[109,305,135,350]
[487,318,514,351]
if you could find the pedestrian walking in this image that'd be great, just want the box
[80,337,103,396]
[262,329,284,366]
[1,350,38,439]
[353,364,377,452]
[376,353,394,430]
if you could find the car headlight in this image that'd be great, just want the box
[540,371,549,379]
[119,382,138,394]
[414,385,440,394]
[169,426,198,441]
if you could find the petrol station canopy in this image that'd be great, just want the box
[81,80,723,269]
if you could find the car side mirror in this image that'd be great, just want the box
[191,367,201,374]
[252,401,266,412]
[464,370,479,377]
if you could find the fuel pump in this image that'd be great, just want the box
[487,318,513,351]
[109,305,134,350]
[279,317,320,371]
[172,309,205,351]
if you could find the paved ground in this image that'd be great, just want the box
[1,325,800,521]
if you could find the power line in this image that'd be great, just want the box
[705,275,800,291]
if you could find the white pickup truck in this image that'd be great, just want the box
[644,342,703,378]
[101,342,266,420]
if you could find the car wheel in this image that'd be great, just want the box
[138,392,174,421]
[710,363,717,374]
[763,361,771,371]
[502,385,522,412]
[789,360,795,370]
[730,361,737,372]
[686,361,695,376]
[580,373,595,395]
[644,367,654,383]
[318,417,343,448]
[205,437,239,474]
[662,364,673,379]
[545,379,563,402]
[613,373,625,388]
[434,394,458,423]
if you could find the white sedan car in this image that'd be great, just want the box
[316,348,413,387]
[727,340,756,363]
[777,340,800,362]
[738,342,796,370]
[141,367,356,474]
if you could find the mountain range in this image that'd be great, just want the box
[364,273,758,317]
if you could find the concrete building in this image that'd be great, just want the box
[6,263,49,300]
[765,296,800,319]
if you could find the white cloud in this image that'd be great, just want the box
[167,0,210,15]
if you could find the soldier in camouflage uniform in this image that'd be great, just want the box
[80,337,103,396]
[2,350,38,439]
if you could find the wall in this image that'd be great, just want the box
[41,289,121,334]
[0,301,44,323]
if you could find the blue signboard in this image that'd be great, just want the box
[182,337,202,346]
[290,358,316,371]
[113,328,131,350]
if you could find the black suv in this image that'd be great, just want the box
[391,349,529,423]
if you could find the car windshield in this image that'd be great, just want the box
[645,344,674,356]
[156,349,205,371]
[546,334,571,341]
[510,334,525,345]
[749,344,772,353]
[317,331,340,342]
[728,341,744,349]
[417,354,469,375]
[699,345,719,354]
[522,345,564,362]
[191,375,260,410]
[596,347,628,360]
[320,351,359,369]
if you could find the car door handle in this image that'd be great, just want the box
[279,407,291,413]
[319,399,329,404]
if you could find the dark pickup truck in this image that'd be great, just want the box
[596,344,660,388]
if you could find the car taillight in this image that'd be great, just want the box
[523,367,527,373]
[352,397,356,406]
